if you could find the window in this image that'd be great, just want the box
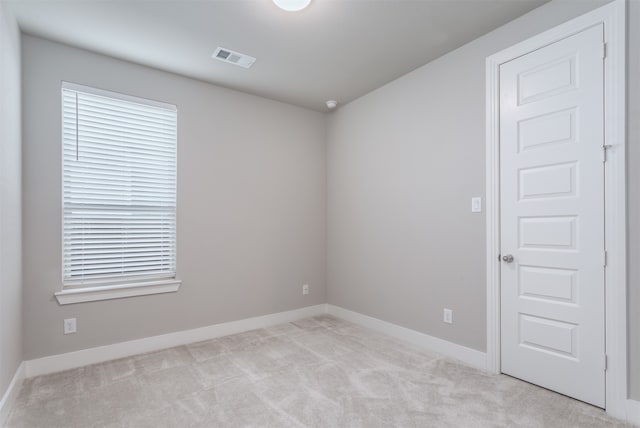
[56,82,179,304]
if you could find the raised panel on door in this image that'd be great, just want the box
[499,24,605,407]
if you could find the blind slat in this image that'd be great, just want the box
[63,134,175,154]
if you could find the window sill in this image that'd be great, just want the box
[54,279,181,305]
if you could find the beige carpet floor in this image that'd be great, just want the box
[6,315,631,427]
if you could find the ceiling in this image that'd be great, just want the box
[5,0,548,111]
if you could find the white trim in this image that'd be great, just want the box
[625,399,640,426]
[485,0,627,420]
[485,51,501,375]
[327,304,487,370]
[600,0,627,419]
[61,81,176,111]
[24,304,327,377]
[0,362,25,427]
[54,279,182,305]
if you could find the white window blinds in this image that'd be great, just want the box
[62,82,177,288]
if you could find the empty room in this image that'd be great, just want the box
[0,0,638,426]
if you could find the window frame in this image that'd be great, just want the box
[55,82,181,305]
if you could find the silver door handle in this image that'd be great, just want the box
[502,254,514,263]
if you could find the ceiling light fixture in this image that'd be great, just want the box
[326,100,338,110]
[273,0,311,12]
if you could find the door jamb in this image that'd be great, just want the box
[484,0,627,419]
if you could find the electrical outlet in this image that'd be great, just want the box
[471,197,482,213]
[302,284,309,295]
[64,318,77,334]
[443,309,453,324]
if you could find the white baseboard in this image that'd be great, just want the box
[626,399,640,426]
[14,301,640,426]
[13,300,640,426]
[24,304,327,378]
[24,303,488,378]
[326,305,639,426]
[0,362,25,427]
[327,304,488,370]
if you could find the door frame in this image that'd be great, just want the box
[485,0,627,419]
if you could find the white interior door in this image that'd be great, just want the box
[499,24,605,407]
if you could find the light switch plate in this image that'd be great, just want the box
[471,197,482,213]
[443,308,453,324]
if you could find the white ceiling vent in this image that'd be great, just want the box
[212,47,256,69]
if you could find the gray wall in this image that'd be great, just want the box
[22,36,327,360]
[17,0,640,400]
[627,0,640,401]
[326,0,612,354]
[0,1,22,402]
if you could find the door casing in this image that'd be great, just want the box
[485,0,626,419]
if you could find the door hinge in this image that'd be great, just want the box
[602,145,613,162]
[604,354,608,371]
[604,250,608,267]
[601,43,607,59]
